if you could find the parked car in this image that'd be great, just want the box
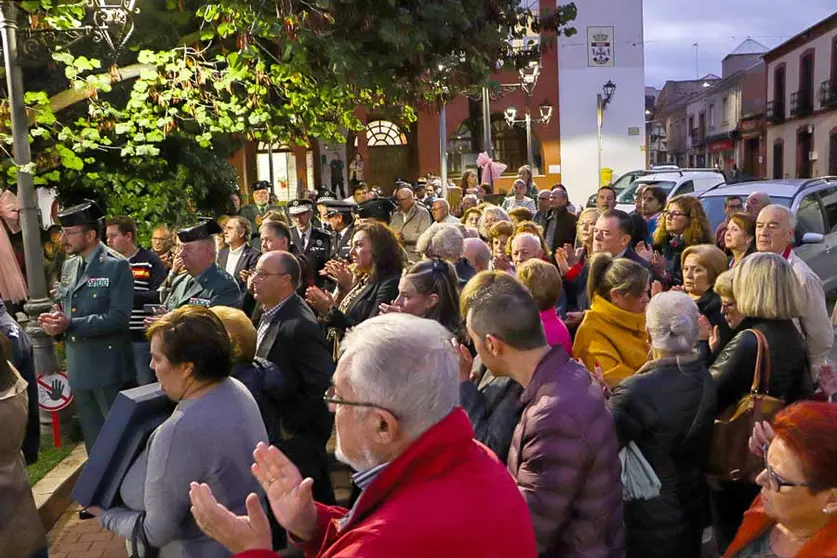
[613,171,725,213]
[586,167,722,208]
[698,177,837,293]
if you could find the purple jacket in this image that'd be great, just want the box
[507,345,625,557]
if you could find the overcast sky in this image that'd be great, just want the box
[643,1,836,88]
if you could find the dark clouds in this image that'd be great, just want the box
[644,1,836,87]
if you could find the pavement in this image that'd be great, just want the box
[47,503,127,558]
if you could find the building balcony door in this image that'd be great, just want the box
[743,138,761,178]
[797,130,813,179]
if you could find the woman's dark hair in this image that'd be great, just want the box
[404,259,463,339]
[146,306,233,382]
[644,185,667,208]
[460,170,477,190]
[587,252,650,302]
[353,222,405,281]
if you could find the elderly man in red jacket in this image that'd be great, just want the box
[189,313,536,558]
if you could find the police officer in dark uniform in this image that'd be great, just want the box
[288,199,332,288]
[321,200,355,262]
[240,181,281,248]
[38,201,134,453]
[162,219,242,310]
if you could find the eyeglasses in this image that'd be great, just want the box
[726,204,744,211]
[663,210,688,219]
[762,444,810,491]
[251,269,287,280]
[721,300,737,312]
[323,385,400,419]
[60,228,86,237]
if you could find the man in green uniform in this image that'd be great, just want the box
[239,180,281,248]
[162,219,243,310]
[38,201,134,453]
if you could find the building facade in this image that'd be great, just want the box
[765,12,837,179]
[557,0,646,205]
[229,0,564,201]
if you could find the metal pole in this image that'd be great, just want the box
[481,86,493,157]
[525,110,534,172]
[0,2,58,376]
[596,94,603,188]
[439,103,447,197]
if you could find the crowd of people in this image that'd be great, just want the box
[3,165,837,558]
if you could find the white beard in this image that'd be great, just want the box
[335,429,380,472]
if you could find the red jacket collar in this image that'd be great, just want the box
[343,408,476,530]
[724,495,837,557]
[782,245,793,260]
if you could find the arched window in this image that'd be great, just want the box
[366,120,408,146]
[256,142,297,203]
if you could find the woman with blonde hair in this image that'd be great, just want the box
[462,207,483,229]
[708,252,813,550]
[488,221,515,272]
[558,208,599,313]
[681,244,730,345]
[573,253,651,388]
[478,205,510,242]
[507,206,534,225]
[652,196,713,287]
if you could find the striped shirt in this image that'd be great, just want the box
[128,247,167,341]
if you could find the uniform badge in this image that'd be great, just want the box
[255,215,264,226]
[188,297,211,307]
[86,278,110,288]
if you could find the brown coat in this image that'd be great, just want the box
[0,365,46,558]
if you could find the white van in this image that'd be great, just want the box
[614,171,725,213]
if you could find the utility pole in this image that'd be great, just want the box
[0,2,58,377]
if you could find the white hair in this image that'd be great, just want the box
[760,203,796,231]
[433,198,450,211]
[416,223,464,261]
[478,206,510,238]
[462,227,480,239]
[512,232,542,253]
[646,291,699,353]
[339,314,459,440]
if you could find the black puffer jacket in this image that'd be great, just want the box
[609,354,717,558]
[459,358,523,464]
[709,317,812,413]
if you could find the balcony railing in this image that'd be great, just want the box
[790,89,814,117]
[820,78,837,108]
[766,99,785,123]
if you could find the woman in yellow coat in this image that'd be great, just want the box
[573,253,651,388]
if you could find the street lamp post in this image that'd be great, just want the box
[0,1,139,380]
[0,2,58,376]
[504,100,553,171]
[596,80,616,187]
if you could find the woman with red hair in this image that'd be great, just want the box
[724,402,837,557]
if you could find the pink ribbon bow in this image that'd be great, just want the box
[476,152,507,185]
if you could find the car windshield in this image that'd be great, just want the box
[700,195,792,232]
[611,172,640,192]
[617,180,677,205]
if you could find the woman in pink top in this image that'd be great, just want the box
[516,259,572,354]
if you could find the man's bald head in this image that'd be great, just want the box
[259,250,300,289]
[747,192,771,216]
[463,238,491,272]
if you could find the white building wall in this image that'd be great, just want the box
[557,0,646,207]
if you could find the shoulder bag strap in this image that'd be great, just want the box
[747,328,772,395]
